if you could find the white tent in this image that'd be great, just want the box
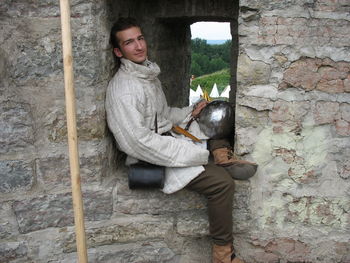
[210,83,220,98]
[220,85,231,98]
[190,87,196,98]
[189,88,200,105]
[195,85,203,97]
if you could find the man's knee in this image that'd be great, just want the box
[213,167,235,195]
[222,174,235,194]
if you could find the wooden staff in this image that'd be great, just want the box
[59,0,88,262]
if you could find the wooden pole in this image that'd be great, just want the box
[59,0,88,262]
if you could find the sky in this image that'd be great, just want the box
[190,22,231,40]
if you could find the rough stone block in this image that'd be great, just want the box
[335,119,350,136]
[0,221,13,240]
[94,242,176,263]
[334,242,350,262]
[237,54,271,86]
[314,0,350,12]
[340,103,350,122]
[232,182,252,233]
[280,58,350,93]
[317,79,344,94]
[1,6,108,85]
[24,227,65,262]
[344,76,350,92]
[286,196,349,228]
[47,112,106,142]
[270,101,293,122]
[247,236,313,262]
[0,160,34,193]
[61,234,213,263]
[311,240,350,263]
[13,189,113,233]
[2,12,109,135]
[273,147,319,184]
[235,105,269,128]
[233,181,251,210]
[265,238,310,262]
[36,156,70,186]
[276,88,307,102]
[255,16,350,47]
[248,237,350,263]
[0,101,34,154]
[247,250,280,263]
[237,96,274,111]
[269,100,310,135]
[0,47,11,88]
[0,202,19,239]
[63,215,173,252]
[235,127,260,155]
[0,1,59,18]
[232,210,252,233]
[289,166,318,184]
[9,18,62,83]
[313,101,340,125]
[173,237,212,263]
[0,241,28,263]
[338,159,350,179]
[243,85,278,100]
[36,153,106,188]
[114,180,206,215]
[177,210,209,237]
[59,242,176,263]
[271,101,310,124]
[335,103,350,136]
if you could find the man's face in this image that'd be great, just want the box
[114,26,148,64]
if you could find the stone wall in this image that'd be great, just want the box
[236,0,350,262]
[0,0,349,262]
[0,1,116,262]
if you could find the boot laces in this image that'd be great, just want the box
[227,147,234,160]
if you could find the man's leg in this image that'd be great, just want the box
[186,162,246,263]
[186,162,234,245]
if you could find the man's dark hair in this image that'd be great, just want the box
[110,17,141,70]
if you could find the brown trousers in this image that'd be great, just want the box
[186,139,235,246]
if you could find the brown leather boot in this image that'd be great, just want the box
[212,147,258,180]
[212,244,246,263]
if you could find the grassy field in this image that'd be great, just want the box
[190,68,230,94]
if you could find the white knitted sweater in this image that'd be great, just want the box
[105,58,209,194]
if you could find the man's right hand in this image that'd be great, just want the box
[192,100,209,117]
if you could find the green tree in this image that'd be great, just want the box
[190,61,202,77]
[190,38,231,77]
[191,38,210,54]
[209,58,228,73]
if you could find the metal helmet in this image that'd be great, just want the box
[198,100,235,139]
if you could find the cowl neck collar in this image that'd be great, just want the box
[120,58,160,80]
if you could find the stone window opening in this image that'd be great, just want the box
[147,17,238,146]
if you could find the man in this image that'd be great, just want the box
[106,17,257,263]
